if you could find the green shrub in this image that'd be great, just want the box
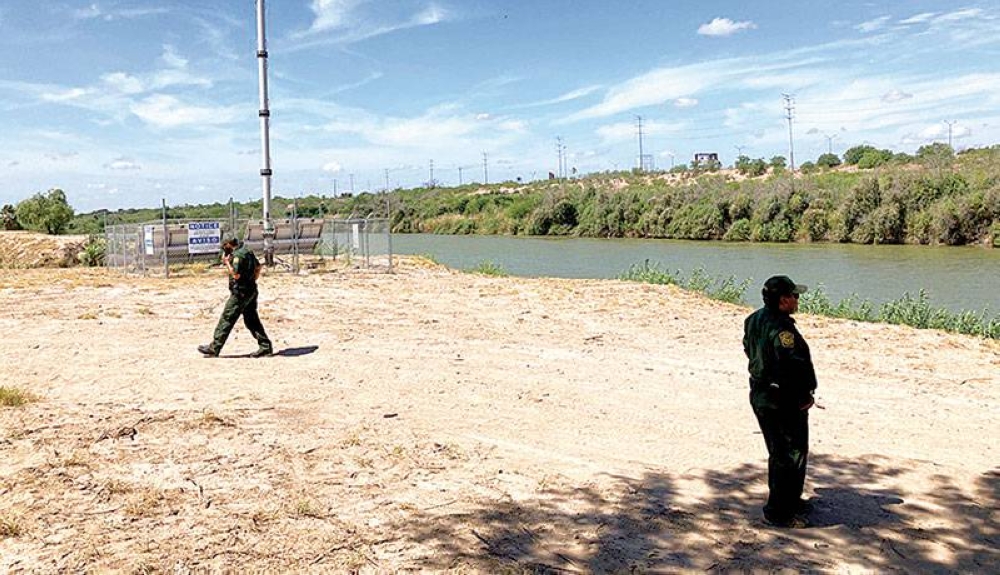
[723,218,752,241]
[797,208,829,241]
[78,234,107,267]
[467,260,508,277]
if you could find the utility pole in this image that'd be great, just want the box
[384,168,390,191]
[635,115,645,171]
[556,136,564,179]
[458,166,464,185]
[483,152,489,184]
[333,178,338,196]
[349,173,354,194]
[429,159,435,187]
[944,120,957,148]
[824,134,837,155]
[783,93,796,171]
[255,0,275,265]
[734,144,746,157]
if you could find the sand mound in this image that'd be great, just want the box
[0,231,88,268]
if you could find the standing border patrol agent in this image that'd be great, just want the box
[743,275,817,528]
[198,237,273,358]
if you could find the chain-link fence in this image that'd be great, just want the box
[317,218,393,269]
[105,217,393,276]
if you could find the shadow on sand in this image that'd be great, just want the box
[275,345,319,357]
[387,454,998,573]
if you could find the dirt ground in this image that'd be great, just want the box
[0,257,997,574]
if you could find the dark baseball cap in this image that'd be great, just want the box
[763,275,808,296]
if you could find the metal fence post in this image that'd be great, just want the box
[386,195,394,272]
[161,199,169,278]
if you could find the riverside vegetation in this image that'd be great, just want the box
[618,261,1000,340]
[60,144,1000,247]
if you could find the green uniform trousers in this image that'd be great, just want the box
[211,290,272,354]
[751,394,809,522]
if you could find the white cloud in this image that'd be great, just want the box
[73,4,169,21]
[413,3,448,26]
[41,88,89,102]
[698,17,757,37]
[475,113,492,121]
[881,89,913,103]
[497,120,527,132]
[102,72,146,95]
[305,0,366,34]
[856,16,891,33]
[45,152,79,161]
[322,161,343,173]
[674,98,699,108]
[899,12,937,25]
[596,120,683,142]
[935,8,984,23]
[129,95,238,128]
[901,123,973,145]
[512,85,603,109]
[105,157,142,171]
[160,45,188,69]
[289,0,455,48]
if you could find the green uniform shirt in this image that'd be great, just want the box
[228,245,260,294]
[743,306,817,408]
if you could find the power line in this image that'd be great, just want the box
[483,152,489,185]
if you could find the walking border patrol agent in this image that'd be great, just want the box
[199,237,273,358]
[743,275,817,528]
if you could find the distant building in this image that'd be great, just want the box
[693,152,719,164]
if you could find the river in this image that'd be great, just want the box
[391,234,999,313]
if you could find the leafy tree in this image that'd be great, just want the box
[816,153,842,168]
[916,143,955,172]
[1,204,20,230]
[843,145,879,165]
[857,149,893,169]
[734,155,752,173]
[799,161,818,174]
[16,189,75,234]
[770,156,787,169]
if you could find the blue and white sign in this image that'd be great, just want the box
[144,225,155,256]
[188,221,221,254]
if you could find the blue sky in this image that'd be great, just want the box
[2,1,999,212]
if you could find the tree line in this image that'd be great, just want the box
[6,144,999,248]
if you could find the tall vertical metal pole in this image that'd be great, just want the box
[385,194,394,272]
[783,94,796,172]
[256,0,275,265]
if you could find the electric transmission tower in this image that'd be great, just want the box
[783,94,796,171]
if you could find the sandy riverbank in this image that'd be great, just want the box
[1,259,997,573]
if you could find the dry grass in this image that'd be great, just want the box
[0,514,26,538]
[0,386,39,407]
[293,498,326,519]
[123,488,165,518]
